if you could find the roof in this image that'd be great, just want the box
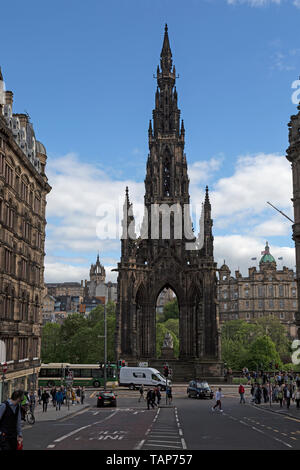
[260,242,276,264]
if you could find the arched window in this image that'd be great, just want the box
[163,150,171,197]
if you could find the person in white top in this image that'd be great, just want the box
[212,387,224,412]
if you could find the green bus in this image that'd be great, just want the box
[38,363,118,388]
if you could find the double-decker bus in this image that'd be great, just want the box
[38,363,118,388]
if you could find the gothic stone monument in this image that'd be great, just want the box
[115,25,223,381]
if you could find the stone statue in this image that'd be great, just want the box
[163,332,173,349]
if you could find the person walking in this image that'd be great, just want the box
[294,387,300,409]
[212,387,224,412]
[0,390,24,451]
[37,387,42,405]
[50,387,56,407]
[41,389,50,412]
[146,389,155,410]
[285,385,291,409]
[166,386,172,405]
[155,387,161,405]
[138,385,144,403]
[262,385,269,403]
[76,387,81,404]
[238,384,245,404]
[81,387,85,405]
[28,391,36,414]
[255,384,262,404]
[278,387,283,408]
[55,389,64,411]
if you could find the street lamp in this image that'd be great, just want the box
[97,303,107,391]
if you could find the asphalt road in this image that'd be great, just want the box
[22,388,300,451]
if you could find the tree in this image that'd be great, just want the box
[41,323,61,363]
[162,299,179,321]
[246,335,282,371]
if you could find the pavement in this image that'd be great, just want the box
[23,400,90,426]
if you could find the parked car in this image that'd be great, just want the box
[96,391,117,407]
[187,380,214,399]
[119,367,171,390]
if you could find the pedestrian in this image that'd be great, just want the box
[278,387,283,408]
[20,392,29,421]
[50,387,56,407]
[262,385,269,403]
[138,385,144,403]
[255,384,262,404]
[212,387,223,412]
[37,387,42,405]
[41,389,50,412]
[238,384,245,404]
[166,386,172,405]
[155,387,161,405]
[28,390,36,414]
[285,385,291,409]
[294,387,300,409]
[55,389,64,411]
[81,387,85,405]
[76,387,81,404]
[146,389,155,410]
[71,389,76,406]
[0,390,24,451]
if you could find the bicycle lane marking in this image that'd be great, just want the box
[48,410,118,447]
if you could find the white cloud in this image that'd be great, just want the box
[214,235,295,276]
[45,151,295,284]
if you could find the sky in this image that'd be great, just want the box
[1,0,300,283]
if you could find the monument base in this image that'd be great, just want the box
[125,357,225,383]
[160,347,175,360]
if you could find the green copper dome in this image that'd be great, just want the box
[259,242,276,264]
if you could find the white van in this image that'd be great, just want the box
[119,367,171,390]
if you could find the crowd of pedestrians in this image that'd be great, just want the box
[238,368,300,410]
[138,384,173,409]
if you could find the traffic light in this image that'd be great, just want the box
[163,365,169,377]
[118,359,126,368]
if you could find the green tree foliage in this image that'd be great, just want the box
[221,317,290,370]
[41,302,117,364]
[155,298,180,358]
[246,335,282,371]
[163,298,179,321]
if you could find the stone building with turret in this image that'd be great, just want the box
[218,242,298,338]
[0,67,51,398]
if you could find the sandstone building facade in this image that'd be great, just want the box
[0,68,51,399]
[218,242,297,338]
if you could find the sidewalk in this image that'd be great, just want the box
[250,401,300,420]
[23,401,90,425]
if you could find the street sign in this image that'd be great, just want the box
[138,362,148,367]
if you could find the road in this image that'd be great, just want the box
[22,387,300,451]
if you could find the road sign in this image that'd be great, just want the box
[138,362,148,367]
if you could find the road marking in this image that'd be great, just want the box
[47,445,55,448]
[147,439,182,444]
[144,443,182,449]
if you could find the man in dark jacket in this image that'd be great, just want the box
[0,390,24,450]
[146,389,155,410]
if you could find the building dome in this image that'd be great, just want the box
[259,242,276,266]
[36,140,47,155]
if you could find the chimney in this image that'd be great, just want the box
[5,90,13,107]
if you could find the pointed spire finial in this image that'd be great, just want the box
[205,185,210,202]
[161,23,172,72]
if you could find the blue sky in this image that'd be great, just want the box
[2,0,300,282]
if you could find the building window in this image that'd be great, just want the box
[269,285,274,297]
[223,303,227,310]
[258,286,264,298]
[246,313,250,319]
[18,337,28,360]
[279,285,284,297]
[258,300,263,309]
[280,312,285,319]
[1,337,13,361]
[245,289,249,298]
[245,301,249,308]
[269,300,274,308]
[292,288,296,297]
[279,299,284,309]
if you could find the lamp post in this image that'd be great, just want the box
[98,303,107,391]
